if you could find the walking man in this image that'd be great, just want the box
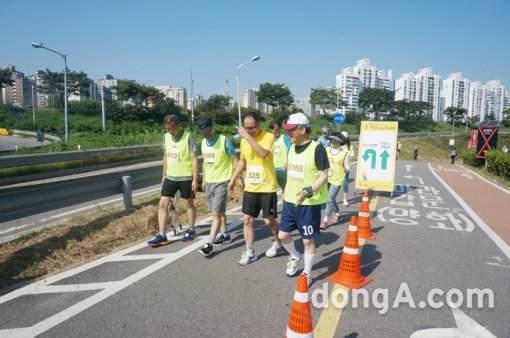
[197,117,238,257]
[278,113,329,286]
[148,114,198,247]
[227,112,281,265]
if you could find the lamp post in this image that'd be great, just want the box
[236,55,260,127]
[32,42,68,142]
[31,81,36,130]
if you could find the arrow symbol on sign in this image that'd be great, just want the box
[410,308,496,338]
[462,173,473,180]
[403,175,424,184]
[380,150,390,170]
[404,164,413,172]
[363,149,377,169]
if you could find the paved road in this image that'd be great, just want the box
[0,161,508,337]
[0,135,42,152]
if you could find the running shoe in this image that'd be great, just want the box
[213,233,232,246]
[147,234,169,247]
[331,213,341,224]
[239,250,257,266]
[320,221,328,230]
[286,253,303,276]
[198,243,213,257]
[301,272,312,287]
[265,240,282,257]
[181,229,196,242]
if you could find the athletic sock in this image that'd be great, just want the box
[282,240,300,260]
[303,253,316,276]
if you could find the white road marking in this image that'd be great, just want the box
[410,308,496,338]
[403,175,424,184]
[404,164,413,172]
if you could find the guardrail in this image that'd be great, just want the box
[0,144,162,169]
[0,161,163,223]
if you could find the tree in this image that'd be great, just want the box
[0,67,14,88]
[358,88,395,120]
[114,80,163,107]
[205,94,230,111]
[38,68,91,109]
[256,82,294,110]
[309,87,344,116]
[444,106,467,123]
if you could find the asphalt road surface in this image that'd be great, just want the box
[0,135,42,152]
[0,161,508,337]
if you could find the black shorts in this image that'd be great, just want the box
[161,179,194,199]
[242,191,278,218]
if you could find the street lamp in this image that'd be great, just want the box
[32,42,68,142]
[236,55,260,127]
[31,80,36,130]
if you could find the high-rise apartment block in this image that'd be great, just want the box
[395,67,443,121]
[2,65,33,108]
[335,58,393,112]
[468,80,508,120]
[442,72,470,114]
[155,86,188,108]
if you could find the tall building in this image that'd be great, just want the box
[441,72,470,115]
[155,86,188,108]
[294,97,313,116]
[335,58,393,112]
[468,80,508,121]
[2,65,32,108]
[93,74,118,101]
[395,67,443,121]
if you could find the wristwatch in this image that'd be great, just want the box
[303,186,313,198]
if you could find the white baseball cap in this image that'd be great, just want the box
[283,113,310,130]
[341,131,349,138]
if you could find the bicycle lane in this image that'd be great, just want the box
[321,160,509,337]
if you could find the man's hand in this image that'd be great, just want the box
[191,178,198,193]
[237,127,250,139]
[227,179,235,193]
[295,190,307,206]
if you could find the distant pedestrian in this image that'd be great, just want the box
[317,125,331,148]
[450,147,457,164]
[279,113,330,286]
[196,117,238,257]
[341,131,354,206]
[147,114,199,247]
[227,112,281,266]
[413,146,419,161]
[396,139,401,160]
[321,132,348,230]
[269,120,291,192]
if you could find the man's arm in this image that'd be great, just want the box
[191,151,198,193]
[228,158,246,193]
[295,169,328,206]
[238,127,270,158]
[162,151,167,183]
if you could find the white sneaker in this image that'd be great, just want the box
[265,240,282,258]
[239,250,257,266]
[286,253,303,276]
[343,200,349,206]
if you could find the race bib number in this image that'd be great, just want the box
[247,165,264,184]
[287,156,305,181]
[203,149,216,164]
[167,146,179,163]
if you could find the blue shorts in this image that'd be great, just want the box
[280,201,322,239]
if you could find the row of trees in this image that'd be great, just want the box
[3,66,509,133]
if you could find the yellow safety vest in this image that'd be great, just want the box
[327,146,348,185]
[202,134,233,183]
[284,141,327,205]
[273,135,288,169]
[165,131,192,177]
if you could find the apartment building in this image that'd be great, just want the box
[2,65,32,108]
[468,80,508,120]
[155,86,188,108]
[395,67,443,121]
[335,58,393,112]
[441,72,470,114]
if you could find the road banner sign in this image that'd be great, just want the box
[476,121,499,158]
[355,121,398,192]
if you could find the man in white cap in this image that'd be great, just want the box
[317,125,331,148]
[278,112,330,286]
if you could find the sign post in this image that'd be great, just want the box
[355,121,398,192]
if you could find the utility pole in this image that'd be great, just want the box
[190,70,194,128]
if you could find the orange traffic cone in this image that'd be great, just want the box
[326,216,373,289]
[357,191,376,240]
[286,274,313,338]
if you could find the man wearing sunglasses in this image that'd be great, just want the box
[228,112,281,265]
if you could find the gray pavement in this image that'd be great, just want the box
[0,135,43,152]
[0,161,509,337]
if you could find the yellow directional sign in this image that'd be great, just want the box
[355,121,398,192]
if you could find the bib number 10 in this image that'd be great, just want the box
[302,225,314,236]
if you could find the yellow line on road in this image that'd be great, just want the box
[313,192,379,338]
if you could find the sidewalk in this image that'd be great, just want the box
[430,162,510,251]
